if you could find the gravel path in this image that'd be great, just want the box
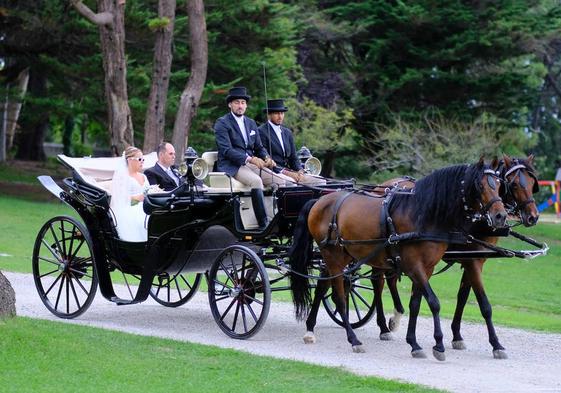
[8,271,561,393]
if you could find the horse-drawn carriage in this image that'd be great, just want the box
[33,147,354,338]
[33,149,548,359]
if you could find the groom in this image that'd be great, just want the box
[145,142,184,191]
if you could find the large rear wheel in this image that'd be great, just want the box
[150,273,202,307]
[208,245,271,339]
[32,216,98,318]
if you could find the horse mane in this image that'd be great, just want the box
[390,163,486,231]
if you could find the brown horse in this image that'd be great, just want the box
[450,155,539,359]
[289,159,507,360]
[371,155,540,358]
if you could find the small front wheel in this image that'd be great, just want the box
[32,216,98,318]
[208,245,271,339]
[150,273,202,307]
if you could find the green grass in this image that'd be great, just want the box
[1,194,561,332]
[0,317,440,393]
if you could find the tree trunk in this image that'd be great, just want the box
[171,0,208,163]
[143,0,176,153]
[1,68,29,162]
[0,271,16,318]
[15,67,48,161]
[98,0,134,155]
[321,150,336,177]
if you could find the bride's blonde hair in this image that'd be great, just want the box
[124,146,142,164]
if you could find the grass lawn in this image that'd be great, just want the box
[1,194,560,332]
[0,317,440,393]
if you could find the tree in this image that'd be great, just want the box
[143,0,176,152]
[70,0,134,155]
[171,0,207,160]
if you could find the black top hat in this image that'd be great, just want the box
[263,99,288,113]
[226,86,251,103]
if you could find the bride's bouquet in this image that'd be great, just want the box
[144,184,165,195]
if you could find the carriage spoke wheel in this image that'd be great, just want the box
[322,265,375,329]
[208,245,271,339]
[32,216,98,319]
[150,273,202,307]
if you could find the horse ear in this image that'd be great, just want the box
[503,154,512,167]
[527,154,535,165]
[491,156,500,170]
[478,156,485,167]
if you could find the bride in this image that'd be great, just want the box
[110,146,150,242]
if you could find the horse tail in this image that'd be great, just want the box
[288,198,317,321]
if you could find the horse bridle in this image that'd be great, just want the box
[501,161,539,213]
[462,168,502,226]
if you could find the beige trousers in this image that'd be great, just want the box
[234,164,292,189]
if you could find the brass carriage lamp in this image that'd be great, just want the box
[180,146,209,181]
[297,146,322,176]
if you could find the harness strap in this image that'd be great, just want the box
[319,191,356,248]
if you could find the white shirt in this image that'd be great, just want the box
[157,162,179,186]
[268,121,285,153]
[232,113,248,145]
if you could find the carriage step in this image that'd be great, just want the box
[110,297,142,306]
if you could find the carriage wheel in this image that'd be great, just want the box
[208,245,271,339]
[32,215,98,319]
[322,265,375,329]
[149,273,202,307]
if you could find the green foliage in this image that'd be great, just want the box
[366,111,537,180]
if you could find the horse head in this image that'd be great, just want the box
[467,157,507,229]
[501,154,539,227]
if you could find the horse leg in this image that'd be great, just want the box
[451,267,472,350]
[406,281,446,361]
[469,264,507,359]
[303,275,330,344]
[406,283,426,358]
[372,271,393,340]
[421,281,446,361]
[386,271,405,332]
[332,276,365,353]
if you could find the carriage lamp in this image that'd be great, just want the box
[180,146,209,181]
[297,146,322,176]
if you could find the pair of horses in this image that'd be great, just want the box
[288,156,538,360]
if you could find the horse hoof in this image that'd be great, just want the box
[493,349,508,359]
[452,340,466,350]
[379,332,394,341]
[303,331,316,344]
[389,311,403,332]
[352,345,366,353]
[433,348,446,361]
[411,349,427,359]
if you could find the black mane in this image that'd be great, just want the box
[391,162,489,231]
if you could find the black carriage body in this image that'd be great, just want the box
[44,165,353,301]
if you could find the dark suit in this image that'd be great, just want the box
[144,163,184,191]
[214,113,269,177]
[258,122,302,172]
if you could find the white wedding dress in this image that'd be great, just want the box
[110,166,150,242]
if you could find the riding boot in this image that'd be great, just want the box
[251,188,269,230]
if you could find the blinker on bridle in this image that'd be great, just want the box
[503,163,538,210]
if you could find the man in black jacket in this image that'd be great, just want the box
[214,87,289,229]
[144,142,184,191]
[258,99,325,185]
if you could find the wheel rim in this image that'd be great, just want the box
[322,266,375,329]
[150,273,202,307]
[208,246,270,339]
[32,216,98,319]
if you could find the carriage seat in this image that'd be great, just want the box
[202,151,274,193]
